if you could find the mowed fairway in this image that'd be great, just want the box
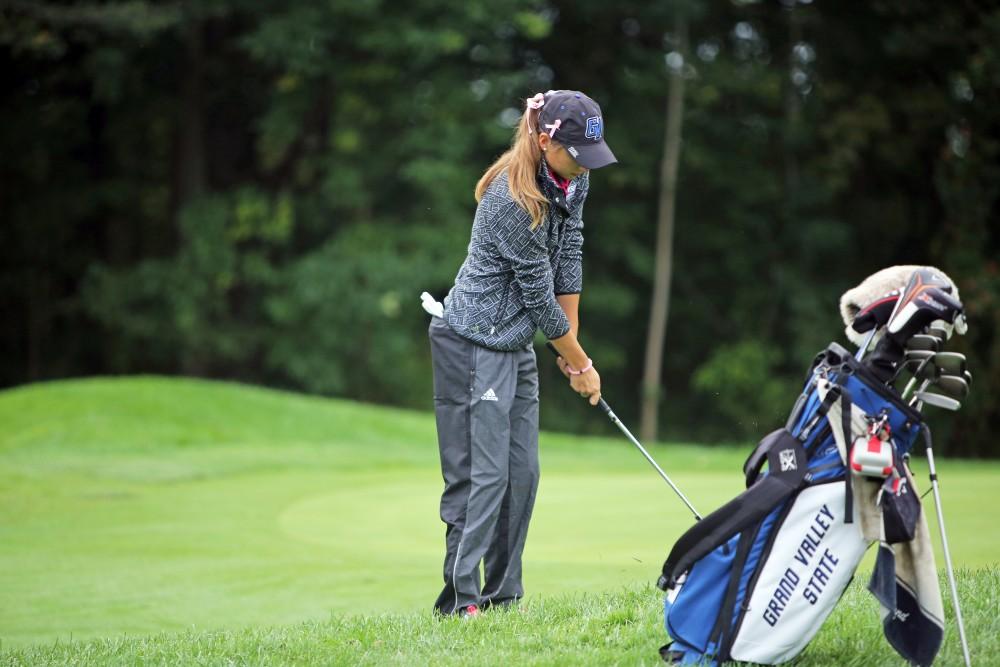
[1,377,997,653]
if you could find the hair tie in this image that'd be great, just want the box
[544,118,561,138]
[524,93,545,134]
[526,92,545,110]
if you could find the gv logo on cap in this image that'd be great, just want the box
[585,116,603,140]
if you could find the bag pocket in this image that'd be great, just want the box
[880,459,921,544]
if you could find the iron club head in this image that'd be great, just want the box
[905,349,935,363]
[927,322,951,342]
[932,351,967,376]
[913,391,962,412]
[894,349,940,391]
[906,334,941,353]
[933,374,970,400]
[899,355,940,381]
[892,349,937,385]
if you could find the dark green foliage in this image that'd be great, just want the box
[1,0,997,453]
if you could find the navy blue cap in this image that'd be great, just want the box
[537,90,617,169]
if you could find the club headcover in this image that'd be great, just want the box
[839,265,965,349]
[886,280,964,344]
[850,290,900,334]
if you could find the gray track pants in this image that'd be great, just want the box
[428,316,540,614]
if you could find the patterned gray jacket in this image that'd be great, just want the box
[444,162,588,351]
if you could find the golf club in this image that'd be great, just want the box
[901,352,967,399]
[905,346,972,667]
[933,352,968,376]
[863,268,962,382]
[545,342,702,521]
[891,349,936,384]
[934,374,970,400]
[918,425,973,667]
[905,334,940,352]
[927,322,952,342]
[419,292,702,520]
[420,291,701,521]
[911,391,961,412]
[885,269,964,343]
[853,270,951,362]
[419,292,703,520]
[855,326,879,361]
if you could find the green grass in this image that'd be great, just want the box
[3,577,998,666]
[0,376,997,665]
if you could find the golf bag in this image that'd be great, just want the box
[657,342,925,665]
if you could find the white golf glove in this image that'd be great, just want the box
[420,292,444,318]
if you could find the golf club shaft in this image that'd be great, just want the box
[901,371,922,400]
[922,431,972,667]
[901,348,949,398]
[604,400,703,521]
[544,342,701,521]
[904,374,932,403]
[855,327,879,361]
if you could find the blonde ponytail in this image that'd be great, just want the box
[475,101,549,230]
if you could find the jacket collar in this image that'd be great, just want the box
[537,159,573,215]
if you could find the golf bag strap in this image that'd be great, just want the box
[840,384,854,524]
[742,437,776,489]
[745,387,840,488]
[660,430,808,589]
[785,351,833,429]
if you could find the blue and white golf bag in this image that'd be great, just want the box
[657,342,925,665]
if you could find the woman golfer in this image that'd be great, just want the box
[428,89,617,616]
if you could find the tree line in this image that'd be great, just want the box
[1,0,996,455]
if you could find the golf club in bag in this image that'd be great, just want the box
[656,266,971,667]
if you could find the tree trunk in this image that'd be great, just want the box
[640,18,687,444]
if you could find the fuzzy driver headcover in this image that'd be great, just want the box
[839,265,963,347]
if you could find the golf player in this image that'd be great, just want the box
[428,90,617,616]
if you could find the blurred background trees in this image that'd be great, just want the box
[2,0,997,455]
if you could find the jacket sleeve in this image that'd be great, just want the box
[490,202,571,340]
[554,173,588,295]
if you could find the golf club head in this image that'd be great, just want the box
[927,322,951,342]
[933,351,967,377]
[850,290,900,335]
[913,391,961,411]
[904,349,935,364]
[938,366,972,388]
[917,361,942,382]
[934,374,970,400]
[887,269,964,344]
[906,334,941,353]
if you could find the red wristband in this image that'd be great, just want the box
[567,359,593,376]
